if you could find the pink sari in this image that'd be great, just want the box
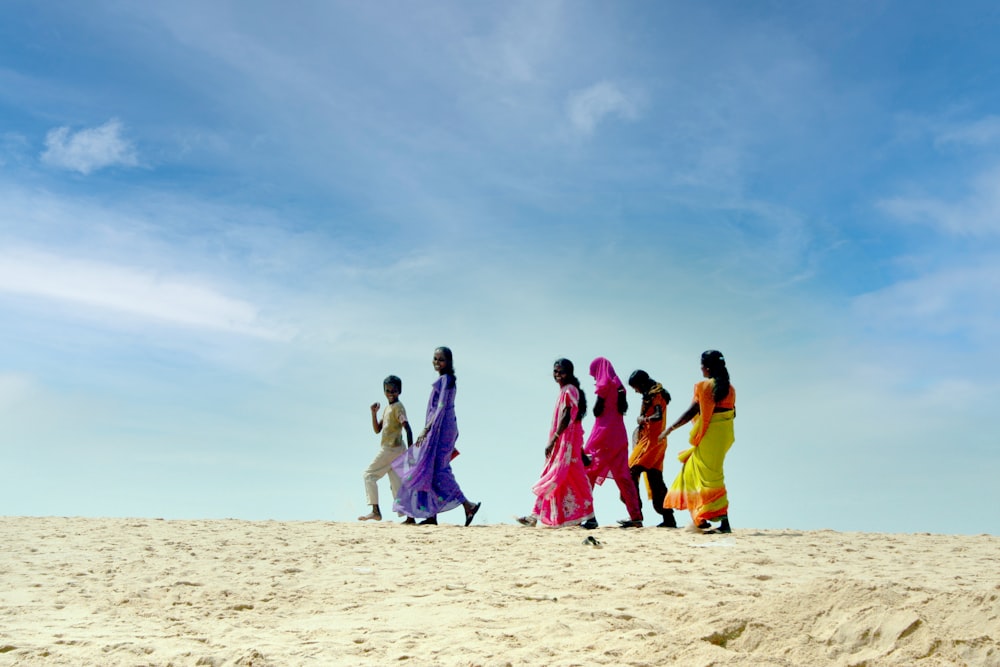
[531,384,595,527]
[584,357,642,521]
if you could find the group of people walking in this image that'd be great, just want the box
[358,346,735,534]
[517,352,735,533]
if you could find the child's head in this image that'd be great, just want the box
[628,369,651,393]
[383,375,402,402]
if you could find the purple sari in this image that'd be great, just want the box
[392,374,467,518]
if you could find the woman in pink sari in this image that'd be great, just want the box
[517,358,596,528]
[584,357,643,527]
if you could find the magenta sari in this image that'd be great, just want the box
[531,384,595,527]
[584,357,642,521]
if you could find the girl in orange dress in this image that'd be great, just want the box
[627,370,676,528]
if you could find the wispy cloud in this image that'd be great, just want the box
[0,373,35,411]
[935,115,1000,148]
[462,4,564,85]
[0,249,291,340]
[40,119,138,174]
[1,132,31,167]
[566,81,641,135]
[853,261,1000,340]
[878,164,1000,237]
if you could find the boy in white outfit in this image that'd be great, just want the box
[358,375,413,521]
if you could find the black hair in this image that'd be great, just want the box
[383,375,402,392]
[628,369,671,412]
[701,350,731,402]
[628,369,651,391]
[435,346,456,388]
[554,358,587,421]
[616,384,629,415]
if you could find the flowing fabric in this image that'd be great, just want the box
[629,386,670,516]
[530,384,595,527]
[664,380,736,523]
[584,357,642,520]
[392,375,467,518]
[628,387,669,470]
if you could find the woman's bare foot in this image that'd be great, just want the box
[418,516,438,525]
[401,517,416,525]
[357,511,381,521]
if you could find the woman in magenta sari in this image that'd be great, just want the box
[584,357,643,527]
[392,347,481,526]
[516,359,596,528]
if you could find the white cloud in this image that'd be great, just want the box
[40,119,138,174]
[566,81,640,135]
[0,249,292,340]
[878,164,1000,236]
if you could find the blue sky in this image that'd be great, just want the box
[1,2,997,534]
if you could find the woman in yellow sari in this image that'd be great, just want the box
[663,350,735,534]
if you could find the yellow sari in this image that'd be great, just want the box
[664,410,734,523]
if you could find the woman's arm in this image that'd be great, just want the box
[663,400,698,436]
[592,396,604,417]
[642,403,664,424]
[546,405,572,458]
[417,379,447,444]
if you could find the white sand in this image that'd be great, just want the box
[1,517,997,666]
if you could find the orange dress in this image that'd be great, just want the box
[628,387,669,470]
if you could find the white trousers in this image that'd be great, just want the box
[363,445,405,505]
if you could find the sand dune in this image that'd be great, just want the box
[1,517,997,666]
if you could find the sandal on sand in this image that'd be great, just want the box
[401,517,416,525]
[699,517,733,534]
[515,515,537,527]
[465,502,482,526]
[418,517,438,525]
[617,519,643,529]
[580,518,598,530]
[712,517,732,534]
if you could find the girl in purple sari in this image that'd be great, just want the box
[392,347,482,526]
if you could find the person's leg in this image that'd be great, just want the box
[388,468,402,509]
[629,466,645,517]
[360,446,398,520]
[648,469,675,527]
[613,454,643,522]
